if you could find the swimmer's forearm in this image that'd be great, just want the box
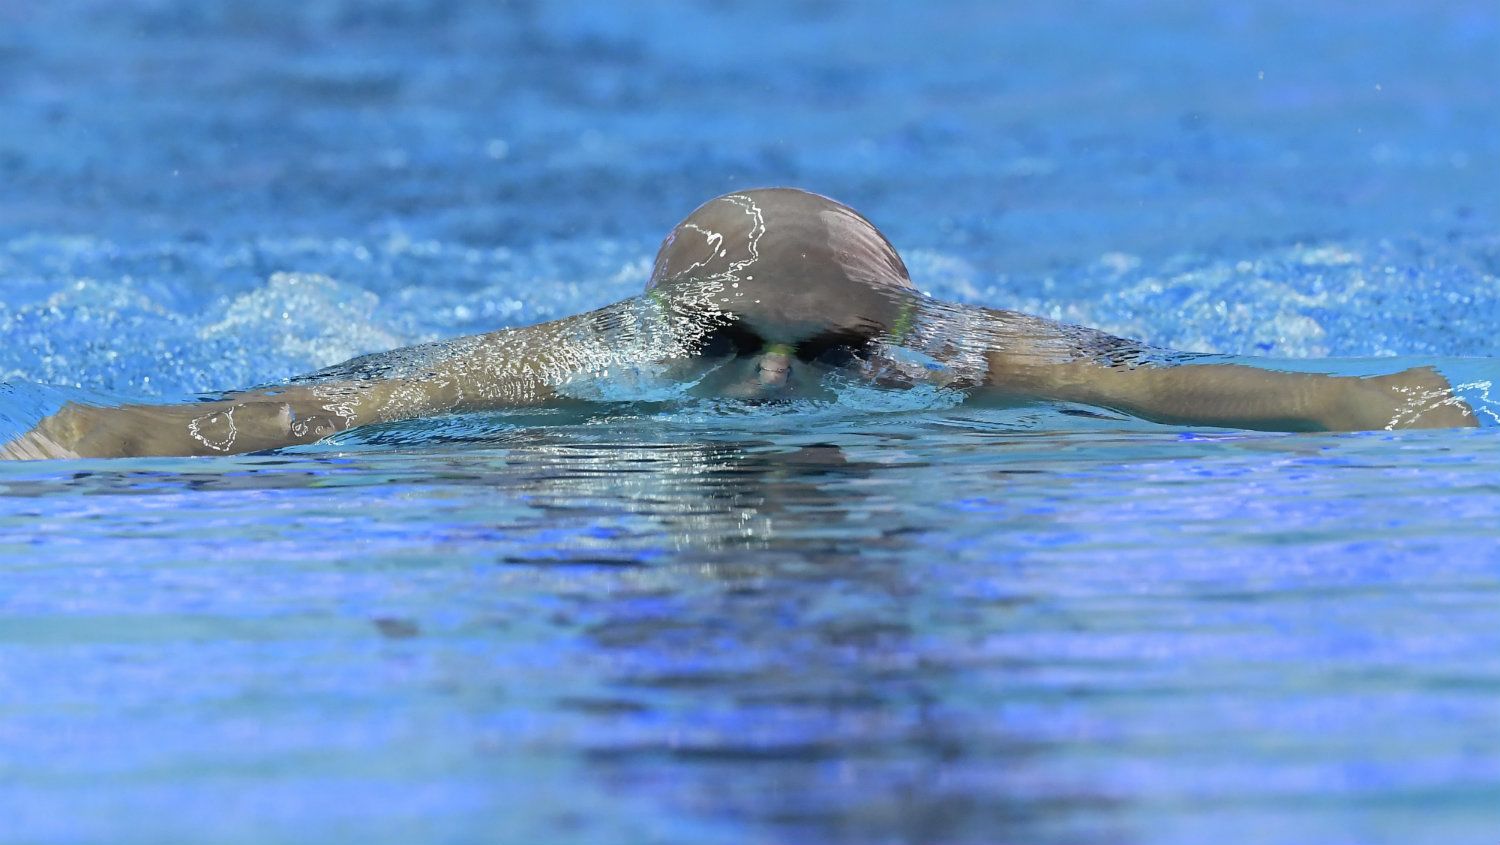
[2,384,384,459]
[992,356,1477,432]
[0,368,550,460]
[1,311,602,459]
[8,364,569,459]
[1055,363,1369,431]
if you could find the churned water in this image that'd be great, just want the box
[2,1,1499,843]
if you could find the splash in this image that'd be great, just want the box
[5,228,1500,459]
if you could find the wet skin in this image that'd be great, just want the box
[0,188,1479,460]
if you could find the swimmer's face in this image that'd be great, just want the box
[648,187,915,400]
[684,321,878,400]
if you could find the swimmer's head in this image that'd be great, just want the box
[648,188,917,394]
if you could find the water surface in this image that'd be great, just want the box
[2,1,1499,843]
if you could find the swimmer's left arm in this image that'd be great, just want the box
[976,312,1477,432]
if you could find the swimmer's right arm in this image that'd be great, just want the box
[0,384,399,460]
[0,307,618,460]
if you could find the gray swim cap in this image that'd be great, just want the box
[648,188,915,342]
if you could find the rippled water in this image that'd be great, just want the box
[5,422,1500,844]
[3,0,1500,843]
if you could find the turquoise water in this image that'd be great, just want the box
[3,1,1500,842]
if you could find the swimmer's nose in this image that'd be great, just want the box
[756,346,794,389]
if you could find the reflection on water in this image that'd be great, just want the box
[2,419,1499,843]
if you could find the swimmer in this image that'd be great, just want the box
[0,188,1477,460]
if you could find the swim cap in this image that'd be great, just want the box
[648,188,915,342]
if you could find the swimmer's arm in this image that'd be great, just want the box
[0,383,396,460]
[979,317,1477,432]
[0,366,511,460]
[0,307,622,460]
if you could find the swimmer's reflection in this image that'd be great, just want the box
[512,439,1126,844]
[496,437,889,558]
[2,187,1478,460]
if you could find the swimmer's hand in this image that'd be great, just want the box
[1326,366,1477,430]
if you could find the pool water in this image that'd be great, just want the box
[2,1,1499,843]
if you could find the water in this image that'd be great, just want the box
[3,1,1500,842]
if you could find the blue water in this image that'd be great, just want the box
[2,1,1499,842]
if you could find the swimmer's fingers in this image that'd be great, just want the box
[0,426,81,460]
[0,403,97,460]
